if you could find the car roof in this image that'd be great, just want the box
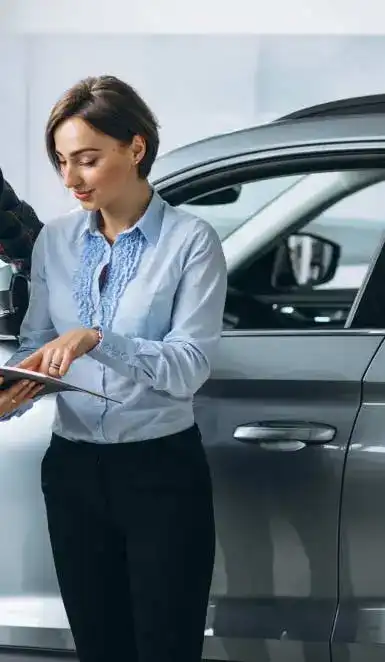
[151,98,385,184]
[277,93,385,121]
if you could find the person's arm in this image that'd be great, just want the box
[0,171,43,272]
[89,223,227,399]
[1,227,58,419]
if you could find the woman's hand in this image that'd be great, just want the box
[17,328,100,378]
[0,379,44,418]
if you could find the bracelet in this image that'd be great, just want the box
[91,325,103,346]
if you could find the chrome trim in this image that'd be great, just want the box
[234,423,336,443]
[221,328,385,337]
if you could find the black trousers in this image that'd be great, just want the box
[41,425,215,662]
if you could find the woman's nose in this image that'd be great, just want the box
[62,165,81,189]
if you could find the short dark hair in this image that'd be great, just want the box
[45,75,160,179]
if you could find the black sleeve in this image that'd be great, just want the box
[0,170,43,273]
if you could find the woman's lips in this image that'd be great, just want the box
[74,189,94,201]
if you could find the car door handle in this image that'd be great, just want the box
[233,421,336,446]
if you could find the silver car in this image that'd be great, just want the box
[2,94,385,661]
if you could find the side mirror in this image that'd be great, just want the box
[272,232,341,290]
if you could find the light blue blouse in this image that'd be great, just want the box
[4,190,227,443]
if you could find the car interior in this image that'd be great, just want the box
[224,231,351,331]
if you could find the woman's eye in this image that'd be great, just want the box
[80,160,97,167]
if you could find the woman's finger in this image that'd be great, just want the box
[25,384,45,400]
[48,347,64,377]
[40,347,57,375]
[9,380,38,401]
[7,380,34,398]
[59,347,73,377]
[17,351,43,372]
[0,380,40,415]
[14,381,44,400]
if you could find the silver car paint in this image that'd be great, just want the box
[151,114,385,183]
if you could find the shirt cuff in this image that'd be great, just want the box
[89,326,137,366]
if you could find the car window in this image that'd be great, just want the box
[184,170,385,332]
[176,169,385,331]
[307,180,385,290]
[179,175,302,240]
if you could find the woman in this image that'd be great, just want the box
[0,75,227,662]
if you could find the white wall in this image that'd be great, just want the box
[1,35,260,221]
[1,34,385,222]
[0,37,28,196]
[255,35,385,116]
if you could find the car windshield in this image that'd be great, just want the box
[179,174,303,240]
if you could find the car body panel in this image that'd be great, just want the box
[151,114,385,184]
[332,339,385,662]
[197,331,383,661]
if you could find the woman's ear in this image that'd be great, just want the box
[130,135,146,165]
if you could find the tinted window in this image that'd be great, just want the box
[179,175,302,240]
[308,180,385,290]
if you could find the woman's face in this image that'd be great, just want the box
[54,117,145,211]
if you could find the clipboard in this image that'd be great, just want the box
[0,366,122,404]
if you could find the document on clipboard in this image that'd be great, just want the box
[0,366,122,404]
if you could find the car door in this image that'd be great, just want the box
[156,152,385,662]
[332,240,385,662]
[195,329,382,662]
